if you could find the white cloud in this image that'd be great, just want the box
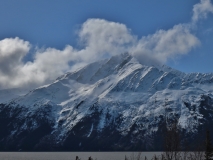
[78,19,136,62]
[0,0,212,89]
[132,24,200,65]
[0,20,200,89]
[192,0,213,22]
[0,38,30,88]
[0,38,75,89]
[0,20,137,89]
[0,37,30,74]
[20,46,76,88]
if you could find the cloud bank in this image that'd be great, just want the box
[0,0,212,89]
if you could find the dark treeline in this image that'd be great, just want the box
[75,119,213,160]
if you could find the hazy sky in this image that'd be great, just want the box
[0,0,213,89]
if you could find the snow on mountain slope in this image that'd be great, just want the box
[0,88,29,103]
[1,52,213,151]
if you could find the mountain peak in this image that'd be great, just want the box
[1,53,213,151]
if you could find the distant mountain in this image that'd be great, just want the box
[1,53,213,151]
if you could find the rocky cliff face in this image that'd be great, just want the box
[1,53,213,151]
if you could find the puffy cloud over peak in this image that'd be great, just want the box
[0,0,212,89]
[0,18,201,89]
[133,24,200,65]
[0,19,137,89]
[80,19,136,46]
[78,19,136,62]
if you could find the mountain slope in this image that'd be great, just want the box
[0,88,29,103]
[1,53,213,151]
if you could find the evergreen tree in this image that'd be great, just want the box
[205,130,213,160]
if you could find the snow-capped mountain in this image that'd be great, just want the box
[1,53,213,151]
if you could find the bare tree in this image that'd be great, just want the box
[163,121,181,160]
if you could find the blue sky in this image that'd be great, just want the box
[0,0,213,89]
